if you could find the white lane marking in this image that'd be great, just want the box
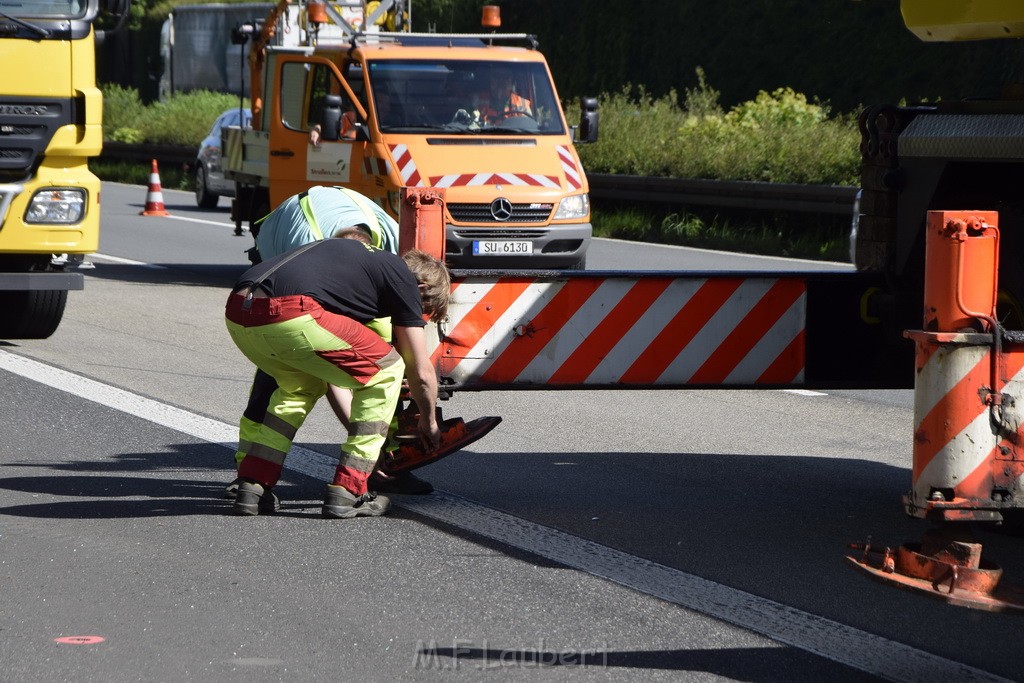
[782,389,828,396]
[90,253,166,268]
[0,349,1010,683]
[165,215,240,229]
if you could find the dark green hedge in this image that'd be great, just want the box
[417,0,1024,114]
[105,0,1024,114]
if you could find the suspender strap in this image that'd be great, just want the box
[333,186,385,249]
[297,191,325,241]
[299,187,381,247]
[239,239,325,311]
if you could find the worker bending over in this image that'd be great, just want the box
[225,238,450,518]
[228,185,435,502]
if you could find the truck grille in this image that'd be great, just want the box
[454,229,548,239]
[0,124,34,136]
[0,97,73,174]
[447,202,553,223]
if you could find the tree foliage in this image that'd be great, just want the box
[112,0,1024,112]
[414,0,1024,114]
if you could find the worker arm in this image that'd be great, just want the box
[392,324,440,449]
[324,384,351,429]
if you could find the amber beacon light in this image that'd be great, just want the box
[481,5,500,29]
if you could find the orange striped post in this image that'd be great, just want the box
[907,211,1002,520]
[399,187,445,258]
[848,210,1024,611]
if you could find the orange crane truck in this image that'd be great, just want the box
[223,1,598,269]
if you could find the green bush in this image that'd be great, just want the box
[98,75,855,259]
[101,86,247,146]
[570,71,860,187]
[101,84,147,141]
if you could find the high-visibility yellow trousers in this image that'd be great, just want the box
[225,292,404,495]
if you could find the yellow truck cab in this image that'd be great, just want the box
[0,0,128,338]
[224,2,598,269]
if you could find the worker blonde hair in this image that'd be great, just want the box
[402,249,451,323]
[333,225,372,244]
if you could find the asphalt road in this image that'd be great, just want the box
[0,182,1020,682]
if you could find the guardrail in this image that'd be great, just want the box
[103,142,195,166]
[101,143,859,216]
[587,173,858,216]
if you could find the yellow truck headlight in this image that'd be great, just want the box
[25,188,86,225]
[553,193,590,221]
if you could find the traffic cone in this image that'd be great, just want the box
[140,159,170,216]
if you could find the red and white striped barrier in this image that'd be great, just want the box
[430,274,806,388]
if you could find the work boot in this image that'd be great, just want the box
[368,469,434,495]
[224,477,242,499]
[232,480,280,516]
[322,485,391,519]
[225,477,280,512]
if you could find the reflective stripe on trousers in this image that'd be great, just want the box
[225,292,404,494]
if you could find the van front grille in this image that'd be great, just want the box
[448,202,553,223]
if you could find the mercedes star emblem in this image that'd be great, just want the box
[490,197,513,221]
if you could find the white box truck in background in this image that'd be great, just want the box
[159,2,271,99]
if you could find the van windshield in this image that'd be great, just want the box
[367,59,566,135]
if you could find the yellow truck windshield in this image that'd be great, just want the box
[2,0,89,19]
[368,59,565,135]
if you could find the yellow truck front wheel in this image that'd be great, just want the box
[0,289,68,339]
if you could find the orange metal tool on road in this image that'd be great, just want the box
[382,404,502,473]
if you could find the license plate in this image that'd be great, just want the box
[472,240,533,255]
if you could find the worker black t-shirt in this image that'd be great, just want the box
[236,239,425,327]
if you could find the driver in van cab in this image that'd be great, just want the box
[480,69,532,124]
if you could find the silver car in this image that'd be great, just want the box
[195,107,251,208]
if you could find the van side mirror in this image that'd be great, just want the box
[578,97,598,143]
[321,94,343,142]
[350,122,369,142]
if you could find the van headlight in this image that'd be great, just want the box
[25,188,86,224]
[553,193,590,220]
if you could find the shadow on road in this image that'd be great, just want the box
[421,643,880,681]
[83,262,246,288]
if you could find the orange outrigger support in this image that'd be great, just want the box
[390,187,503,471]
[847,211,1024,612]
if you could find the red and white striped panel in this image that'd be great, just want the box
[909,335,1024,513]
[430,274,806,387]
[388,144,423,187]
[362,155,391,177]
[427,172,561,189]
[557,145,582,190]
